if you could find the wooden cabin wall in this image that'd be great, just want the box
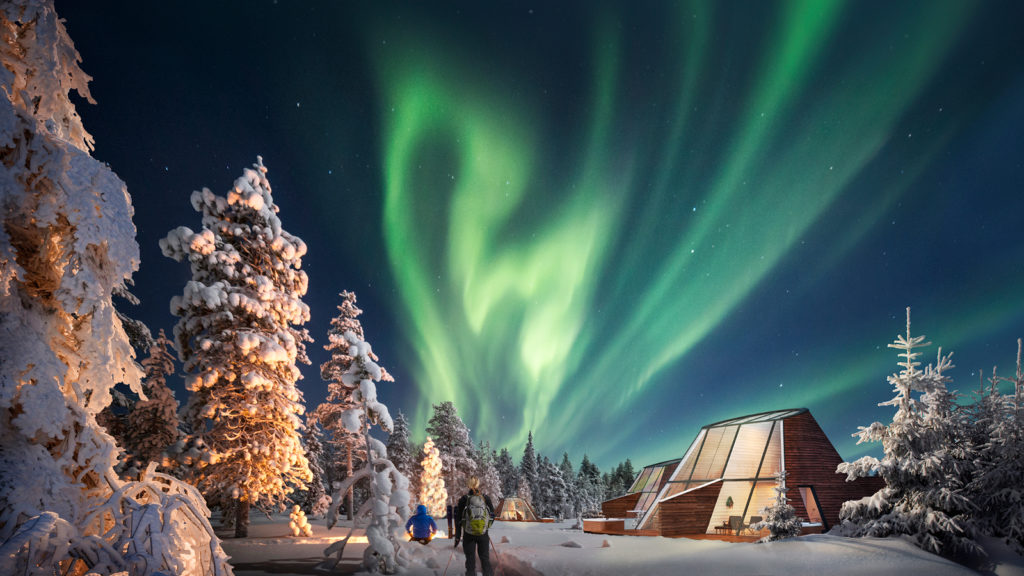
[656,482,722,537]
[601,492,641,518]
[783,412,886,530]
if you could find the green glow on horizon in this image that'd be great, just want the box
[372,2,983,462]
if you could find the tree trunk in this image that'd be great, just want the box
[346,442,354,521]
[235,498,250,538]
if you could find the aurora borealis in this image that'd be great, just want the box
[59,1,1024,470]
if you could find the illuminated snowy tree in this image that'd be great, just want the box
[161,157,313,538]
[419,436,447,518]
[751,470,802,541]
[837,308,978,557]
[314,290,392,520]
[125,329,180,467]
[0,1,231,573]
[324,331,410,574]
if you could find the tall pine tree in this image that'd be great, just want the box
[576,454,604,516]
[968,341,1024,552]
[496,448,518,498]
[426,401,476,502]
[324,331,410,574]
[162,157,313,538]
[387,411,416,501]
[519,431,538,506]
[559,453,579,519]
[314,290,392,520]
[301,420,331,517]
[837,308,978,557]
[536,456,567,519]
[474,441,503,501]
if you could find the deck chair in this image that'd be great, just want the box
[728,515,746,536]
[748,516,763,534]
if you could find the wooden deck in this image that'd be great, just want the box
[681,533,761,543]
[583,520,823,542]
[584,519,759,541]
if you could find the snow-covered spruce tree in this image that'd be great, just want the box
[475,441,503,501]
[577,454,605,516]
[124,329,180,468]
[496,447,518,498]
[990,341,1024,551]
[426,401,477,502]
[161,157,313,538]
[419,436,448,518]
[0,2,231,573]
[387,411,417,502]
[605,459,635,498]
[519,431,538,506]
[559,453,580,519]
[536,455,567,519]
[751,470,802,542]
[314,291,392,520]
[301,420,331,518]
[968,342,1024,552]
[836,308,978,557]
[324,331,410,574]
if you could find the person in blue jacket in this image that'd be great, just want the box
[405,504,438,545]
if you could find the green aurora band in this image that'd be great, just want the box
[372,1,1012,465]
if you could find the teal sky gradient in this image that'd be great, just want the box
[60,0,1024,470]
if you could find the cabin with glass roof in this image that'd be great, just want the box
[588,408,883,538]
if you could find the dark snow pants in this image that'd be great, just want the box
[463,533,492,576]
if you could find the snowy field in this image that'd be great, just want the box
[220,514,1024,576]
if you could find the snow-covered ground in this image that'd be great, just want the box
[219,514,1023,576]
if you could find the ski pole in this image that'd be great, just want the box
[442,544,455,576]
[490,537,502,576]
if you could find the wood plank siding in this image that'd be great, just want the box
[782,412,885,530]
[601,492,641,518]
[655,481,723,537]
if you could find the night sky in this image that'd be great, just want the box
[54,1,1024,471]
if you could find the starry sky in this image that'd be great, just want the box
[55,0,1024,471]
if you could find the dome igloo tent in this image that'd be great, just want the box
[590,408,884,537]
[494,497,539,522]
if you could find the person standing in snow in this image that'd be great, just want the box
[453,477,495,576]
[446,503,454,536]
[405,504,438,544]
